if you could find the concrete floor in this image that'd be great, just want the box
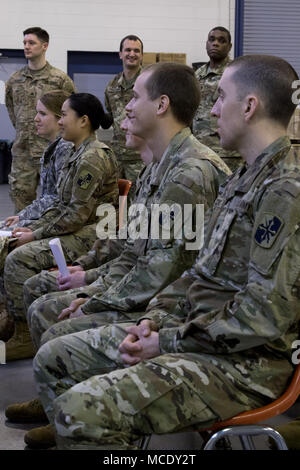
[0,184,299,451]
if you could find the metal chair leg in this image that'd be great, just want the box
[139,435,152,450]
[203,425,288,450]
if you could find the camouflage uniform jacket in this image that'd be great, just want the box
[104,69,142,162]
[146,136,300,402]
[81,127,231,315]
[5,62,75,159]
[17,137,72,225]
[28,134,119,240]
[192,57,241,167]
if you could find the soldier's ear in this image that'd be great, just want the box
[80,114,89,128]
[42,42,49,53]
[157,95,170,116]
[244,94,259,122]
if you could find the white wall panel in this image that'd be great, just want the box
[0,0,235,71]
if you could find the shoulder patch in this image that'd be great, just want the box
[254,213,284,248]
[77,170,93,190]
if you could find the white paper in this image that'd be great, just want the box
[49,238,69,277]
[0,230,12,237]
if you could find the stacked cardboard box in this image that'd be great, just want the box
[143,52,187,66]
[157,53,186,64]
[143,52,158,65]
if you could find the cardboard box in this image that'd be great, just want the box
[143,52,157,65]
[157,53,186,64]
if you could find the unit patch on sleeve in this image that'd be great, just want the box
[77,170,93,190]
[254,213,283,248]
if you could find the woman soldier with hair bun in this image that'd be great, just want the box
[4,89,72,229]
[1,92,119,361]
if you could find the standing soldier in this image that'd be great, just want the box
[193,26,243,171]
[5,27,76,212]
[102,35,145,200]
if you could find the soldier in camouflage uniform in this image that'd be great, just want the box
[0,90,72,338]
[27,56,300,450]
[15,137,71,227]
[102,35,145,200]
[0,137,71,341]
[2,93,119,361]
[5,27,76,212]
[23,65,230,352]
[270,106,300,452]
[193,27,242,172]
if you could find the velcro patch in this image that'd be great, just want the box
[77,170,93,190]
[254,213,283,248]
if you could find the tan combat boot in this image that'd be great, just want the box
[5,398,48,423]
[24,424,56,449]
[5,321,36,361]
[0,309,15,342]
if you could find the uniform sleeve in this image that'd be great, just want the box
[75,238,126,273]
[18,195,59,223]
[81,161,219,315]
[31,150,109,239]
[159,182,300,355]
[5,80,16,127]
[62,75,76,94]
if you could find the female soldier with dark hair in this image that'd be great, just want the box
[3,90,72,229]
[1,93,119,361]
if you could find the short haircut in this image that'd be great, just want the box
[23,27,49,43]
[228,55,299,127]
[143,62,201,126]
[209,26,231,44]
[39,90,72,118]
[67,93,106,130]
[119,35,143,54]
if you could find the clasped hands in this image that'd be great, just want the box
[119,319,160,366]
[54,265,160,365]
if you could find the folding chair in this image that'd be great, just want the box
[118,178,132,228]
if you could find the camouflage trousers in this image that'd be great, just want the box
[3,224,98,323]
[8,153,41,212]
[23,259,133,349]
[33,322,266,450]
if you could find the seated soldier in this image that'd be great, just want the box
[270,105,300,450]
[21,63,230,351]
[2,91,72,230]
[0,93,119,360]
[17,55,300,450]
[5,63,231,432]
[0,90,72,336]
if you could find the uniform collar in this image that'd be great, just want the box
[151,128,191,187]
[117,67,142,89]
[228,136,291,196]
[68,133,97,163]
[198,56,231,78]
[21,61,52,78]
